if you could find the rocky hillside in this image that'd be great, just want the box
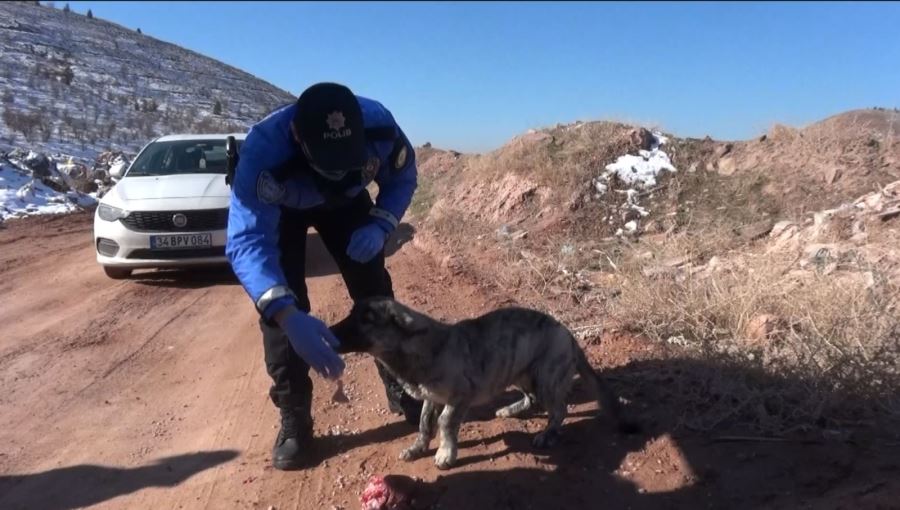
[711,109,900,213]
[408,109,900,439]
[0,1,294,158]
[413,109,900,241]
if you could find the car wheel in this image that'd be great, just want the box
[103,266,132,279]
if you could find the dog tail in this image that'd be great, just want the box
[573,344,641,435]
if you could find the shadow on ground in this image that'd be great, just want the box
[332,356,900,510]
[0,450,239,510]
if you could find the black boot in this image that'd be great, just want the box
[272,407,313,471]
[376,361,423,426]
[383,378,423,426]
[398,392,424,426]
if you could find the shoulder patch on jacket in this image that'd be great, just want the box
[391,136,410,171]
[257,171,285,204]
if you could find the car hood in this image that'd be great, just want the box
[114,174,230,201]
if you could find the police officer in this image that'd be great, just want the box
[226,82,423,470]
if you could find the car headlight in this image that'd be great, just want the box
[98,204,128,222]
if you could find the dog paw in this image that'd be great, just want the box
[532,430,560,449]
[434,446,457,470]
[399,444,425,461]
[495,408,512,418]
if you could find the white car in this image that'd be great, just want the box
[93,133,245,279]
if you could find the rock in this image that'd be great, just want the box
[735,219,774,241]
[745,314,785,345]
[770,221,797,238]
[661,255,692,268]
[423,142,432,149]
[622,209,642,223]
[16,181,35,200]
[586,271,616,286]
[758,134,768,142]
[714,143,733,158]
[629,128,654,151]
[804,243,841,266]
[23,152,51,177]
[824,166,842,185]
[688,162,698,173]
[717,157,737,176]
[877,207,900,221]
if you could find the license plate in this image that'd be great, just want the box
[150,233,212,250]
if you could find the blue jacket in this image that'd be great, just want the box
[226,97,417,319]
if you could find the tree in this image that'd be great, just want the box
[62,3,70,13]
[136,27,142,34]
[213,100,222,116]
[86,9,93,19]
[61,65,74,85]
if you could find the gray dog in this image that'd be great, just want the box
[331,297,638,470]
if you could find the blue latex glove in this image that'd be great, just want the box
[280,310,345,379]
[347,221,390,263]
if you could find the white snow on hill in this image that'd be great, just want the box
[1,158,96,220]
[593,133,676,194]
[0,2,294,159]
[591,132,678,236]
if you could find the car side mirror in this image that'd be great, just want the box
[225,136,239,187]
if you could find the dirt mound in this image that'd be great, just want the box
[707,109,900,213]
[805,108,900,140]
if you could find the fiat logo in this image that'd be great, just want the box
[172,213,188,228]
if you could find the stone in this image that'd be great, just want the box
[717,157,737,176]
[735,220,774,241]
[714,143,733,158]
[630,128,655,151]
[745,314,786,345]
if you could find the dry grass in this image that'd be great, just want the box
[611,249,900,434]
[465,121,636,190]
[408,173,436,220]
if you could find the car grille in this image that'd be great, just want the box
[127,247,226,260]
[120,209,228,232]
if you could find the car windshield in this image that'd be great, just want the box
[126,139,240,177]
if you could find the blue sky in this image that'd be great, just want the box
[66,1,900,152]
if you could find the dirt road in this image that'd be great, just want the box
[1,213,897,510]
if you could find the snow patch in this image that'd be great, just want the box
[0,162,96,220]
[595,133,676,191]
[591,132,677,236]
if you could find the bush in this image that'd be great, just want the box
[213,100,222,116]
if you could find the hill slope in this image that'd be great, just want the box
[0,2,294,158]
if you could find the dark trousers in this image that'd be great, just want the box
[259,191,404,415]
